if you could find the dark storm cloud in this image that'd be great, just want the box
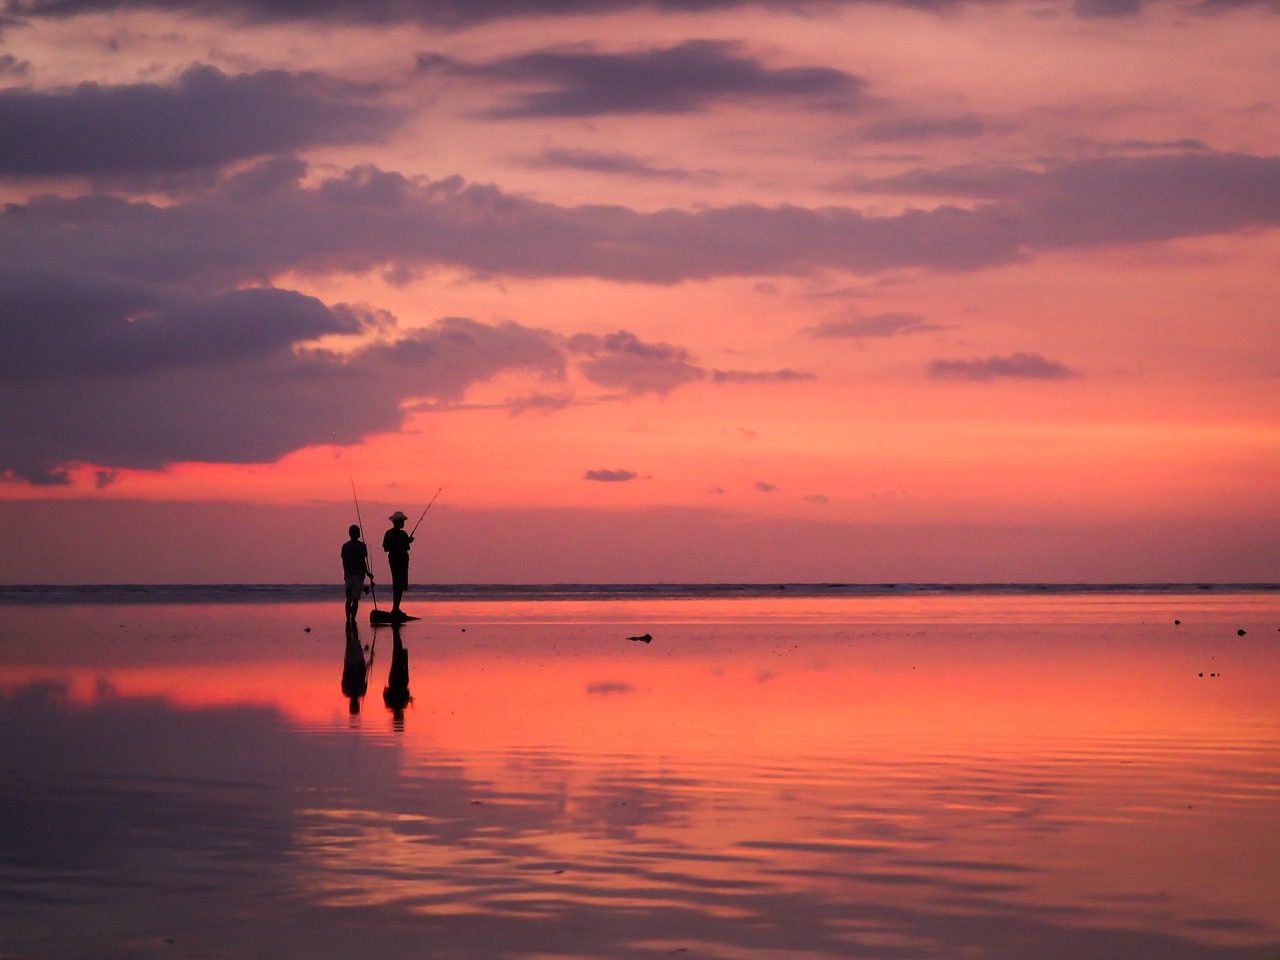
[568,330,707,395]
[0,64,401,178]
[522,148,706,181]
[418,40,865,118]
[584,468,640,482]
[711,368,815,382]
[928,352,1076,380]
[801,313,949,338]
[0,307,564,482]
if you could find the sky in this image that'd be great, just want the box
[0,0,1277,583]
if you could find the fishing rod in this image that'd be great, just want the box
[409,485,445,538]
[347,464,382,614]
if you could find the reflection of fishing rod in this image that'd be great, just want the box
[409,485,445,537]
[347,465,381,615]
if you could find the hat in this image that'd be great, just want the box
[389,510,408,522]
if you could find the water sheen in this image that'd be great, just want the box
[1,589,1277,959]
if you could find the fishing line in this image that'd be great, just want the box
[409,485,445,538]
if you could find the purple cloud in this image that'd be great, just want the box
[928,352,1076,381]
[4,0,1251,27]
[419,40,866,117]
[586,681,636,695]
[858,114,989,143]
[584,469,641,482]
[711,368,815,383]
[801,313,949,338]
[0,65,402,178]
[8,152,1275,291]
[0,306,565,482]
[522,148,709,181]
[568,330,706,395]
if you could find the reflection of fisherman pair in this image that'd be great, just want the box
[339,620,411,722]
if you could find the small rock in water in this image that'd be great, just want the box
[627,633,653,643]
[304,627,311,633]
[1237,628,1246,636]
[1174,619,1181,625]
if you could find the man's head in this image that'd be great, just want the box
[349,524,361,539]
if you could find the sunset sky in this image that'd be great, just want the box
[1,0,1277,583]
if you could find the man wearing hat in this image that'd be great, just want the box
[382,510,414,619]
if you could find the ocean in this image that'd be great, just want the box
[1,585,1277,959]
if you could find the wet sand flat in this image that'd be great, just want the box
[1,589,1278,959]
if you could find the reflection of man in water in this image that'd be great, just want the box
[383,622,412,722]
[341,621,372,715]
[341,524,373,625]
[382,511,414,619]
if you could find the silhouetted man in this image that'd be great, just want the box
[341,524,372,624]
[382,510,413,619]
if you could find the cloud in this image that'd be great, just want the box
[9,152,1275,290]
[711,368,815,383]
[858,114,989,143]
[804,493,829,502]
[755,480,779,492]
[507,391,578,415]
[0,53,30,78]
[586,681,635,695]
[801,312,949,338]
[418,40,866,118]
[521,148,708,181]
[10,0,1263,28]
[583,468,640,482]
[0,306,565,482]
[568,330,706,395]
[927,352,1076,381]
[0,271,358,380]
[0,154,1272,288]
[0,64,402,178]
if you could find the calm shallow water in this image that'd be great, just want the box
[1,590,1278,959]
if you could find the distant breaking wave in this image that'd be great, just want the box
[0,583,1275,605]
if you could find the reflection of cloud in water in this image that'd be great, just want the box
[1,682,1277,960]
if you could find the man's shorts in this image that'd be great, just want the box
[345,575,365,602]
